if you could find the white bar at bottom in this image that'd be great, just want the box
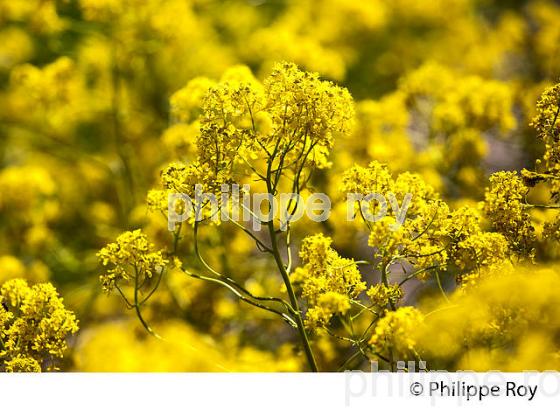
[0,372,558,409]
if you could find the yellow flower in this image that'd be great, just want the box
[420,266,560,371]
[0,255,25,283]
[294,233,366,328]
[305,292,351,329]
[483,171,536,257]
[4,356,42,372]
[1,279,78,371]
[367,283,403,307]
[97,229,168,292]
[369,306,424,360]
[341,161,393,196]
[455,232,510,271]
[170,76,216,123]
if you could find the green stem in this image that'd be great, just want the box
[263,137,318,371]
[134,267,161,339]
[181,267,297,327]
[381,263,396,311]
[266,218,318,372]
[434,270,450,303]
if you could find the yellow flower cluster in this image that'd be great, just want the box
[366,283,403,308]
[332,61,515,198]
[0,165,59,252]
[419,266,560,370]
[170,77,217,123]
[532,83,560,142]
[454,232,510,272]
[197,70,262,176]
[0,0,65,34]
[181,61,353,172]
[0,279,79,372]
[344,94,412,172]
[369,306,424,360]
[529,83,560,197]
[149,62,354,220]
[400,62,516,134]
[293,234,365,328]
[305,293,351,330]
[341,161,394,196]
[341,161,509,277]
[483,171,536,257]
[4,355,42,372]
[263,62,354,166]
[8,57,90,137]
[0,166,56,211]
[97,229,168,292]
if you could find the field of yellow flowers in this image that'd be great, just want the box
[1,0,560,373]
